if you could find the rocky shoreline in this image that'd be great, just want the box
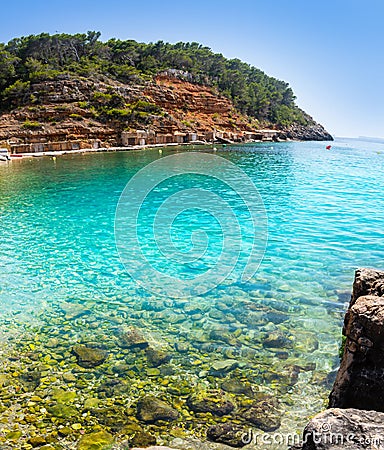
[292,268,384,450]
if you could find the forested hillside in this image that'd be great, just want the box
[0,32,332,146]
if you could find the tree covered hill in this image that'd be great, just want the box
[0,32,332,144]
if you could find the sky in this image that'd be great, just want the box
[1,0,383,138]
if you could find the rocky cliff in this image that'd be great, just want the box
[293,268,384,450]
[0,73,332,150]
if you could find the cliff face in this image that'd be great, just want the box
[329,268,384,411]
[0,74,332,149]
[292,268,384,450]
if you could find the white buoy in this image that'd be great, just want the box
[159,149,163,155]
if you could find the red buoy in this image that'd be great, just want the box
[326,145,332,150]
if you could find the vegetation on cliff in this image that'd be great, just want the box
[1,31,314,127]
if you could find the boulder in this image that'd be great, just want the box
[119,327,149,349]
[77,430,114,450]
[239,394,281,431]
[187,389,234,416]
[350,267,384,306]
[136,396,179,423]
[145,347,171,367]
[207,423,247,447]
[329,268,384,411]
[72,345,108,368]
[299,408,384,449]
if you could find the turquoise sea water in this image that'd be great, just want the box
[1,138,384,446]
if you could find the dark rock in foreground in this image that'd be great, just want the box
[136,396,179,423]
[298,408,384,449]
[239,395,281,431]
[207,423,247,448]
[146,347,171,367]
[329,268,384,411]
[187,389,234,416]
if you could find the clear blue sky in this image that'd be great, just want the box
[1,0,383,138]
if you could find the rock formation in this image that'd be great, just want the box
[294,268,384,449]
[329,268,384,410]
[0,73,332,151]
[300,408,384,450]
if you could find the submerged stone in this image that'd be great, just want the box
[20,370,41,390]
[210,359,239,374]
[72,344,108,368]
[28,436,47,448]
[60,302,90,320]
[174,342,191,353]
[129,431,157,448]
[187,389,234,416]
[207,422,247,448]
[77,430,114,450]
[119,327,149,349]
[51,388,76,403]
[145,347,171,367]
[136,395,179,423]
[239,395,281,431]
[221,379,255,397]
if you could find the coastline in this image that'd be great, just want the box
[2,138,301,160]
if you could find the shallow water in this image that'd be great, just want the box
[1,138,383,448]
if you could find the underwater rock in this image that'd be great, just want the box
[174,342,191,353]
[239,394,281,431]
[90,405,130,431]
[210,359,239,374]
[146,347,171,367]
[263,310,289,324]
[48,403,77,419]
[60,302,91,320]
[77,430,114,450]
[20,369,41,390]
[129,431,157,448]
[220,379,254,397]
[28,436,47,448]
[329,294,384,411]
[96,378,129,398]
[136,395,179,423]
[62,371,77,383]
[263,332,292,349]
[72,344,108,368]
[209,330,237,346]
[51,388,76,403]
[167,380,192,396]
[119,327,149,349]
[293,332,319,353]
[207,422,247,448]
[187,389,234,416]
[83,397,100,410]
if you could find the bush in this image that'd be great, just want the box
[22,120,42,129]
[69,113,84,120]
